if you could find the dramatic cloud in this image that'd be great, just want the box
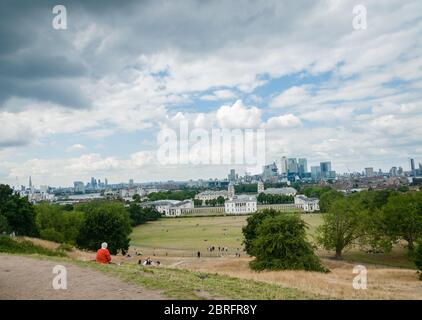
[0,0,421,185]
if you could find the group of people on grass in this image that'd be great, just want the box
[95,242,160,266]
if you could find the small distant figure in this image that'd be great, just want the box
[156,261,161,266]
[138,259,142,265]
[143,257,153,266]
[96,242,112,264]
[197,251,201,258]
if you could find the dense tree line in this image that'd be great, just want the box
[317,190,422,262]
[0,184,163,255]
[257,193,294,204]
[147,190,197,201]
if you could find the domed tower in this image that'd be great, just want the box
[228,182,235,200]
[257,181,264,194]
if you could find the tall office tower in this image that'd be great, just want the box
[276,156,288,174]
[28,176,32,189]
[389,166,397,177]
[311,166,321,180]
[410,158,416,177]
[129,179,134,188]
[105,178,108,186]
[228,169,236,182]
[365,167,374,177]
[320,161,332,178]
[298,158,308,176]
[287,158,298,174]
[262,163,278,182]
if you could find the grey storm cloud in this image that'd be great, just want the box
[0,0,329,111]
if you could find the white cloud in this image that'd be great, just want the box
[66,144,86,152]
[216,100,262,129]
[270,86,311,109]
[264,114,302,130]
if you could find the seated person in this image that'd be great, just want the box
[96,242,112,264]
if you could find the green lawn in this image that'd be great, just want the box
[130,214,323,253]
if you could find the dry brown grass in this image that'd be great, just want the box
[21,238,422,300]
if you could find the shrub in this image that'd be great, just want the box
[0,236,65,257]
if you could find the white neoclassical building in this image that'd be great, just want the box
[195,190,228,201]
[294,195,320,212]
[142,199,194,216]
[225,195,257,214]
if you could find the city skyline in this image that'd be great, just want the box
[1,0,421,186]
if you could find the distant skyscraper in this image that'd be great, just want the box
[390,166,397,177]
[28,176,32,189]
[320,161,331,178]
[129,179,134,188]
[311,166,321,180]
[105,178,108,186]
[410,158,416,177]
[365,167,374,177]
[276,156,288,174]
[287,158,298,174]
[74,181,85,193]
[228,169,236,182]
[298,158,308,176]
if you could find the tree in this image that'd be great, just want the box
[132,194,141,203]
[247,213,326,272]
[319,189,343,213]
[0,184,37,236]
[381,193,422,252]
[242,209,279,256]
[128,203,161,226]
[35,203,85,244]
[317,197,363,259]
[76,201,132,254]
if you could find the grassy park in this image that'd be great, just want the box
[130,214,324,255]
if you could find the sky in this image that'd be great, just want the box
[0,0,421,187]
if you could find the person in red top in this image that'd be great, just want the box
[96,242,112,264]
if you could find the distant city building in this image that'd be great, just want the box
[365,167,374,177]
[320,161,331,178]
[390,166,398,177]
[276,156,288,174]
[410,158,416,177]
[262,162,278,181]
[228,169,237,182]
[298,158,308,176]
[73,181,85,193]
[311,166,321,180]
[287,158,298,174]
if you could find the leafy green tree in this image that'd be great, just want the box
[381,193,422,252]
[35,203,84,244]
[248,213,326,272]
[242,208,280,256]
[319,189,344,213]
[317,197,364,258]
[76,201,132,254]
[128,203,161,226]
[193,199,202,207]
[0,184,37,236]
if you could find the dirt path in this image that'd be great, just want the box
[0,254,164,300]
